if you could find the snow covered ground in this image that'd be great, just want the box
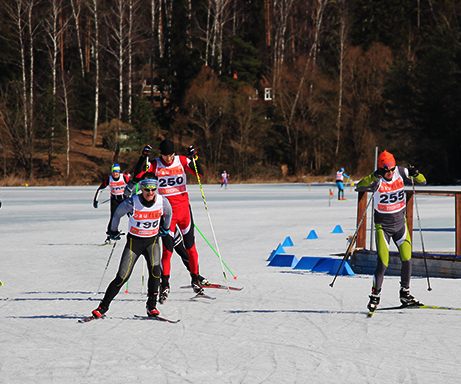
[1,183,461,383]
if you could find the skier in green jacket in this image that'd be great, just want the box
[356,150,426,312]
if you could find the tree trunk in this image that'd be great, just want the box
[91,0,100,147]
[118,0,124,121]
[70,0,85,78]
[27,0,35,179]
[128,0,133,123]
[335,0,346,157]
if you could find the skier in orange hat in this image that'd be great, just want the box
[356,150,426,314]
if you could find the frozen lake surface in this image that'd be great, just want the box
[1,183,461,383]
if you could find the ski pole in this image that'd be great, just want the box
[94,241,118,295]
[330,182,378,287]
[100,198,110,205]
[191,156,229,290]
[411,175,432,291]
[194,223,237,279]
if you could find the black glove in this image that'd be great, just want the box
[142,144,152,158]
[188,145,198,160]
[408,166,419,178]
[109,230,123,241]
[374,168,387,178]
[93,200,98,209]
[123,182,134,198]
[158,227,170,237]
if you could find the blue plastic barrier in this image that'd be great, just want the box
[328,259,355,276]
[311,258,335,272]
[332,225,343,234]
[267,244,285,262]
[268,254,299,268]
[282,236,294,247]
[293,257,321,271]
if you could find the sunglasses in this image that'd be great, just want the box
[142,188,157,192]
[384,166,396,172]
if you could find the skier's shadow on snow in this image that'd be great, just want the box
[10,315,85,320]
[227,309,363,315]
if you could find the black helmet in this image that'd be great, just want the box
[159,139,175,155]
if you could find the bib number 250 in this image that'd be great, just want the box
[159,177,184,187]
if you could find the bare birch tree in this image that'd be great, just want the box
[88,0,100,147]
[3,0,36,177]
[271,0,295,100]
[334,0,347,156]
[61,66,71,181]
[70,0,85,78]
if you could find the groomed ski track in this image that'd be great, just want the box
[1,184,461,383]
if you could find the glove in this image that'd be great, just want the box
[188,145,198,160]
[374,168,387,178]
[408,166,419,178]
[158,227,170,237]
[142,144,152,158]
[93,200,98,209]
[123,183,133,198]
[109,230,123,241]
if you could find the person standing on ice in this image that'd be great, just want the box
[355,150,426,312]
[130,139,209,303]
[335,168,349,200]
[93,164,130,243]
[92,175,172,319]
[221,170,229,189]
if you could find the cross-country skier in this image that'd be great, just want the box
[221,170,229,189]
[93,164,130,243]
[355,150,426,312]
[130,140,208,302]
[335,168,349,200]
[91,175,172,319]
[123,168,201,303]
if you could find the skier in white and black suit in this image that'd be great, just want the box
[91,175,172,318]
[93,164,131,242]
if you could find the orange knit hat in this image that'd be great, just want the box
[378,150,396,169]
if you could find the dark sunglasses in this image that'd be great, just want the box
[142,188,156,192]
[384,166,396,172]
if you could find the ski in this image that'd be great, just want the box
[78,315,105,323]
[190,292,216,300]
[377,304,461,311]
[180,283,243,291]
[134,315,180,323]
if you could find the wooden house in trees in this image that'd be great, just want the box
[140,66,170,108]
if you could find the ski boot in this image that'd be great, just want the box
[146,295,160,317]
[191,274,204,294]
[104,232,111,244]
[198,275,210,287]
[159,285,170,304]
[367,289,381,312]
[92,302,109,318]
[399,287,423,307]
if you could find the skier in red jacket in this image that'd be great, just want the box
[130,140,208,302]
